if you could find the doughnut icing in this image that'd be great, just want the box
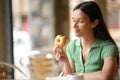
[54,34,66,48]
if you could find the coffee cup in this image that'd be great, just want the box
[66,73,84,80]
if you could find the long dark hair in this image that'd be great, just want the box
[73,1,119,65]
[73,1,115,44]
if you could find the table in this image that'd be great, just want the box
[45,76,67,80]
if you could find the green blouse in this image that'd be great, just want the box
[66,38,118,73]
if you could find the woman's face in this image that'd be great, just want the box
[72,9,94,37]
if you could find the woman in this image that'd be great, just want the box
[53,1,119,80]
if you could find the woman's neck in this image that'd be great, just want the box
[81,35,96,49]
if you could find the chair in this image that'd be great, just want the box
[28,51,58,80]
[0,64,7,79]
[0,62,28,79]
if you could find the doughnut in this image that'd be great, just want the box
[54,34,66,48]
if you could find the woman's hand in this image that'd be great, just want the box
[53,45,74,75]
[53,45,68,62]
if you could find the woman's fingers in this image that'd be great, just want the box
[57,53,61,60]
[54,51,61,60]
[53,45,67,61]
[53,45,58,54]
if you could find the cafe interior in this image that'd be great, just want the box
[0,0,120,79]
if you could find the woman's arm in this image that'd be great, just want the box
[53,45,74,75]
[84,56,118,80]
[64,60,74,75]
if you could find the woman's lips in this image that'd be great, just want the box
[74,29,80,33]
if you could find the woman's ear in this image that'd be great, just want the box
[91,19,99,28]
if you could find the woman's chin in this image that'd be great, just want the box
[75,33,81,37]
[74,33,81,37]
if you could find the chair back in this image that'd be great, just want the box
[29,52,58,80]
[0,62,28,79]
[0,64,7,79]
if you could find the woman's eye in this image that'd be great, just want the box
[72,19,76,22]
[78,20,84,23]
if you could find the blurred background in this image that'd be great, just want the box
[0,0,120,79]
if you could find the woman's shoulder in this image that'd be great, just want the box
[100,39,116,46]
[92,38,117,50]
[97,39,117,49]
[99,39,118,60]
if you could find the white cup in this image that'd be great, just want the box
[66,73,84,80]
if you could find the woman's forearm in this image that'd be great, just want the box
[63,60,74,76]
[84,70,114,80]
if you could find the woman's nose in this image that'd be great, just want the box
[72,22,77,28]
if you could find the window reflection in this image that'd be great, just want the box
[12,0,55,79]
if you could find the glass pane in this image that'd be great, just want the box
[12,0,55,79]
[107,0,120,51]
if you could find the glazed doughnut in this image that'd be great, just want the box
[54,34,66,48]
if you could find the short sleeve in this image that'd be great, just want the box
[102,44,118,60]
[66,42,74,60]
